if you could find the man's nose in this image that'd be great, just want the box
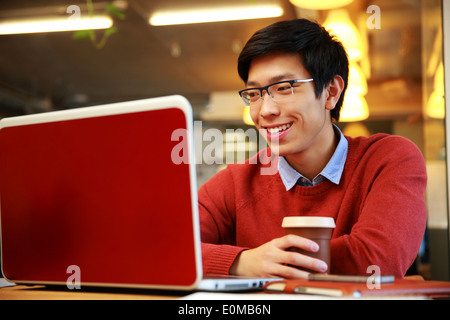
[259,90,281,118]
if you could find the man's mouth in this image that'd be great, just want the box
[266,123,293,134]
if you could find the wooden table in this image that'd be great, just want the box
[0,284,184,300]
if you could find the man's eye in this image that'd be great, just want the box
[246,91,260,98]
[275,84,292,93]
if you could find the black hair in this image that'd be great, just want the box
[237,19,349,121]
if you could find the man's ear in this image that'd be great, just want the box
[325,75,345,111]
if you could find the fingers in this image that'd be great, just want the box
[280,249,328,274]
[275,234,319,253]
[273,263,311,279]
[272,235,328,276]
[230,235,329,280]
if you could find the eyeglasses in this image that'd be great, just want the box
[238,79,314,106]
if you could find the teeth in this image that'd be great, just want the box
[267,123,292,134]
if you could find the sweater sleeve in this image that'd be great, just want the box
[330,136,427,278]
[198,166,248,275]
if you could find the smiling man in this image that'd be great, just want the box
[198,19,427,279]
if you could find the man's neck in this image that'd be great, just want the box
[284,124,339,181]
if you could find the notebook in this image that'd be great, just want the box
[264,277,450,298]
[0,95,276,292]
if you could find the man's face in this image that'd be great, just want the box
[246,52,334,158]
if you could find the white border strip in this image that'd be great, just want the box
[443,0,450,255]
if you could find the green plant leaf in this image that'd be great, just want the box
[104,27,118,37]
[72,29,94,39]
[106,2,126,20]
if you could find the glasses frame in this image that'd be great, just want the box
[238,78,314,106]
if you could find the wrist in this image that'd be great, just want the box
[229,250,247,275]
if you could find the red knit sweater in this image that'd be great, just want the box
[198,134,427,278]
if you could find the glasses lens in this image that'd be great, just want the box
[241,89,261,105]
[269,82,293,101]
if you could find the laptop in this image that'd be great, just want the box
[0,95,277,292]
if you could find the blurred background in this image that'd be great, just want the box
[0,0,448,281]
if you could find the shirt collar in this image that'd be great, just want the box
[278,124,348,190]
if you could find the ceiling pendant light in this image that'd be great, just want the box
[323,9,363,61]
[349,62,368,96]
[289,0,354,10]
[340,87,369,122]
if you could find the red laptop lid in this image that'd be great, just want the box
[0,95,201,290]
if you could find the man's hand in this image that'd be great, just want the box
[229,234,328,279]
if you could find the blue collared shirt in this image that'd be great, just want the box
[278,125,348,190]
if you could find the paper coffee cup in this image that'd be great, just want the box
[282,216,335,274]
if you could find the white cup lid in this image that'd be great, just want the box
[282,216,336,228]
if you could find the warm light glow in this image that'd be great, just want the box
[349,62,367,95]
[426,61,445,119]
[289,0,354,10]
[323,10,362,61]
[0,16,113,35]
[243,106,254,125]
[149,6,284,26]
[340,88,369,122]
[434,61,444,89]
[342,122,371,137]
[426,89,445,119]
